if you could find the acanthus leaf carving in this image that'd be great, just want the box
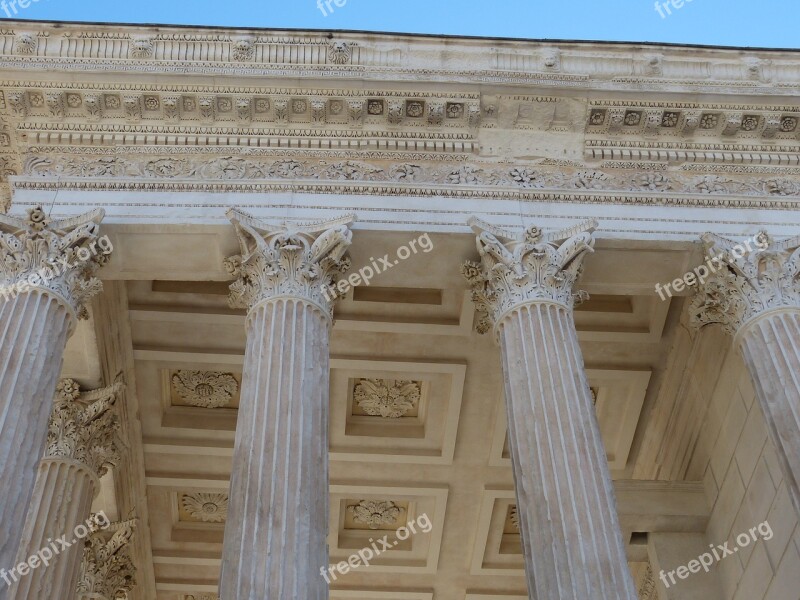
[77,519,137,600]
[689,231,800,335]
[0,206,109,318]
[46,379,124,479]
[462,217,597,333]
[224,209,354,316]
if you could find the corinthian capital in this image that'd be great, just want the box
[0,206,108,318]
[77,518,137,600]
[461,217,597,333]
[224,209,355,315]
[689,231,800,335]
[46,379,124,480]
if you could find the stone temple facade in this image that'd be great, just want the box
[0,19,799,600]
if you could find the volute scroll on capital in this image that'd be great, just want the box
[224,208,355,318]
[0,205,109,320]
[689,231,800,337]
[461,217,597,334]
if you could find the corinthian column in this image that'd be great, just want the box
[76,519,137,600]
[7,379,122,600]
[219,210,354,600]
[462,218,637,600]
[0,206,107,574]
[691,231,800,517]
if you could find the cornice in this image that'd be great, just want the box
[0,24,798,94]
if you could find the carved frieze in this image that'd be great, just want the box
[690,231,800,335]
[462,218,596,333]
[353,379,421,418]
[224,209,354,315]
[171,370,239,409]
[46,379,124,479]
[0,206,108,318]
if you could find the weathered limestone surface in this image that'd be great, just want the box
[8,380,122,600]
[691,232,800,517]
[218,210,353,599]
[0,207,107,580]
[462,218,637,600]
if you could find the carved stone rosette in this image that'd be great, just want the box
[224,209,354,319]
[7,380,124,600]
[461,217,596,334]
[689,231,799,335]
[76,520,137,600]
[348,500,404,529]
[0,206,108,319]
[691,232,800,518]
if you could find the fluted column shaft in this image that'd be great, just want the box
[6,459,96,599]
[0,206,108,582]
[498,302,636,600]
[6,378,121,600]
[219,297,330,599]
[462,217,636,600]
[219,209,353,600]
[0,291,72,574]
[691,231,800,519]
[737,310,800,515]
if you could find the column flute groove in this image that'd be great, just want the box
[0,207,109,581]
[462,218,637,600]
[691,231,800,517]
[219,210,353,600]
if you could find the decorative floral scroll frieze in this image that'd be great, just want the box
[181,493,229,523]
[46,379,124,479]
[689,231,800,335]
[77,519,137,600]
[354,379,420,418]
[224,209,354,315]
[22,154,800,199]
[171,370,238,409]
[462,218,597,333]
[0,205,108,318]
[348,500,404,530]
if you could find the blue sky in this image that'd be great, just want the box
[1,0,796,49]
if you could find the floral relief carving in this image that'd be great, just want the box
[354,379,421,418]
[224,209,354,314]
[46,379,124,479]
[181,493,229,523]
[462,218,597,333]
[348,500,404,529]
[0,206,108,318]
[690,231,800,335]
[171,370,238,409]
[77,520,137,599]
